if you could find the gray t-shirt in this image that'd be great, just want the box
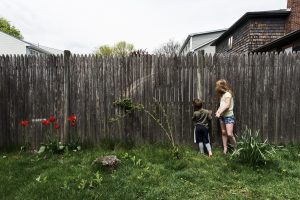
[192,108,211,128]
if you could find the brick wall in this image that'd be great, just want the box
[216,21,250,53]
[287,0,300,33]
[216,17,287,53]
[248,17,287,51]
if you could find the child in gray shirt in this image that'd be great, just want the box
[192,99,212,157]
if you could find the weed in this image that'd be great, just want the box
[231,128,276,166]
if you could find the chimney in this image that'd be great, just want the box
[286,0,300,33]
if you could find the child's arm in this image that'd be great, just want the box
[207,110,213,120]
[192,112,196,121]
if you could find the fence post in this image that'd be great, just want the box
[63,50,71,143]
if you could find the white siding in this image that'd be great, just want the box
[180,30,227,55]
[0,31,27,54]
[194,42,216,54]
[191,32,224,50]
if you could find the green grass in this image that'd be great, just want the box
[0,144,300,200]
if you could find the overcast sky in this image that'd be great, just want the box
[0,0,287,54]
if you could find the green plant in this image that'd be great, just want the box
[143,98,179,159]
[110,98,143,122]
[67,137,81,152]
[122,153,143,166]
[19,120,30,153]
[112,98,180,159]
[78,171,103,190]
[38,136,65,155]
[36,114,81,155]
[231,128,276,166]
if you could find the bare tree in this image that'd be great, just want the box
[153,39,181,56]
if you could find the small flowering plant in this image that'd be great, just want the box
[20,114,81,154]
[19,120,30,152]
[37,114,81,154]
[67,114,81,151]
[20,120,29,127]
[68,114,77,127]
[39,115,64,154]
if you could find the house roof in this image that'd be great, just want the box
[211,9,291,46]
[253,29,300,52]
[38,45,64,55]
[0,30,63,55]
[179,29,227,53]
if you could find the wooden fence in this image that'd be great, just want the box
[0,52,299,148]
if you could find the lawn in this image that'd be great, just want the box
[0,144,300,200]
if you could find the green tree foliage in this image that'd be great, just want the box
[95,41,135,56]
[112,41,134,56]
[0,17,23,39]
[95,45,113,56]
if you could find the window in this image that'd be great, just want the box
[228,36,233,49]
[26,47,42,55]
[293,45,300,52]
[293,40,300,52]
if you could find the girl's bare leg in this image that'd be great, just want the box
[225,123,237,150]
[220,122,228,154]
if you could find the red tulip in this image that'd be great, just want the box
[42,119,50,126]
[49,116,56,123]
[20,120,29,127]
[68,114,77,123]
[54,124,60,129]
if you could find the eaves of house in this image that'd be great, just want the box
[211,9,291,46]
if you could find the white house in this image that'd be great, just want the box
[0,30,63,55]
[179,29,227,55]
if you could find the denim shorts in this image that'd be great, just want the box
[220,116,236,124]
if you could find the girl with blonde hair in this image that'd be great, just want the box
[215,79,237,154]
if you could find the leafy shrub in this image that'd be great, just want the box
[113,98,180,159]
[38,138,81,155]
[113,98,144,112]
[231,128,276,166]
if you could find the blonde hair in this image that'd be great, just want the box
[215,79,233,99]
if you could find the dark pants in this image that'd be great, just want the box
[195,124,210,144]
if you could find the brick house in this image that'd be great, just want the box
[211,0,300,53]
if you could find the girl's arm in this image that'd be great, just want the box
[216,97,231,117]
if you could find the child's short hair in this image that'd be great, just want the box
[192,99,203,110]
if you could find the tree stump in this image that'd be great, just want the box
[93,155,121,169]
